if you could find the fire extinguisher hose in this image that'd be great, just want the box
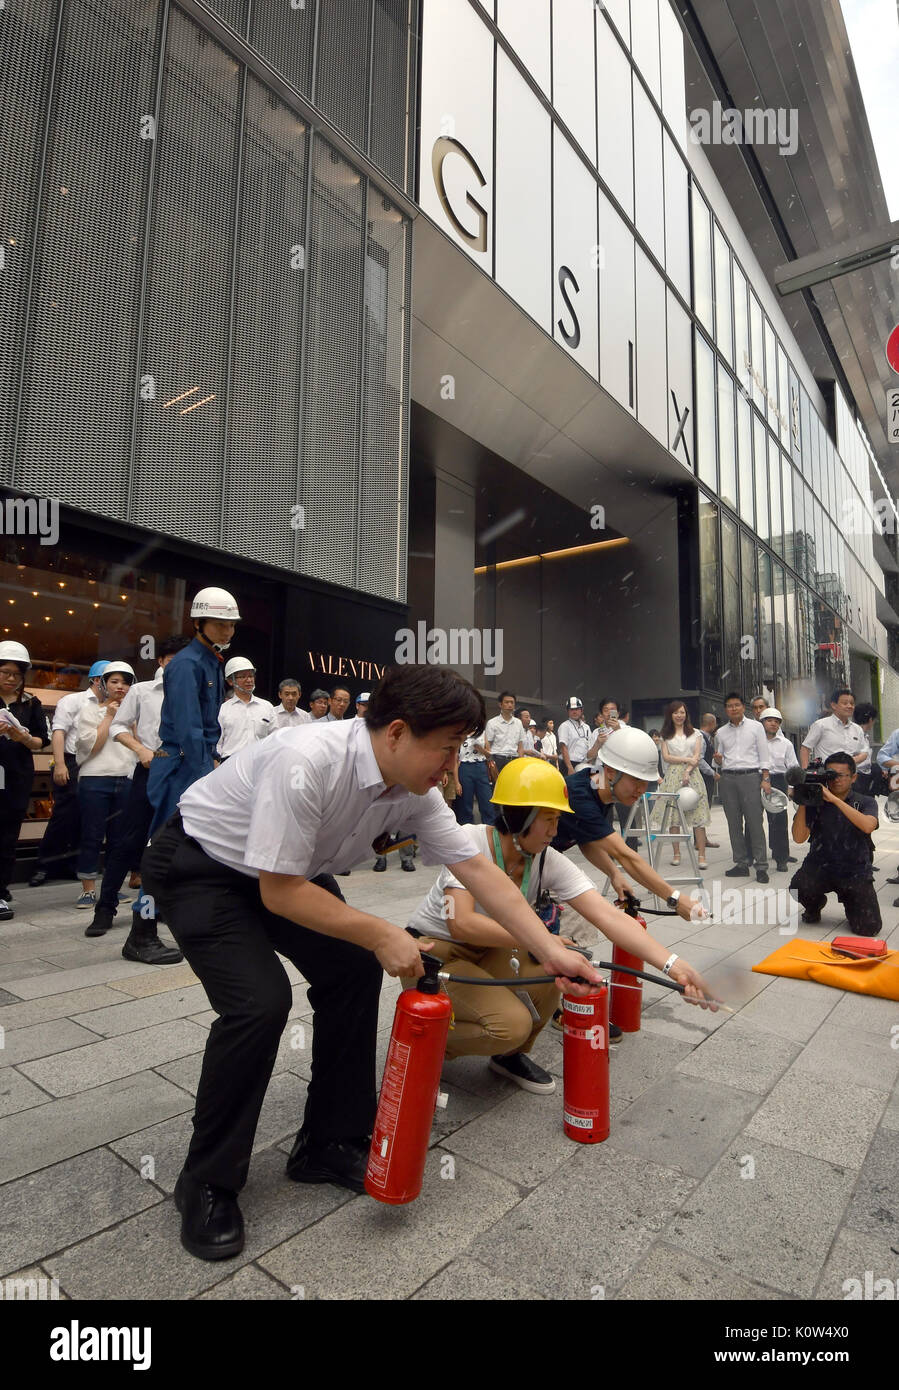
[434,959,687,993]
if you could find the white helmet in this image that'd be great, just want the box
[760,708,783,722]
[676,785,700,813]
[190,587,241,621]
[224,657,255,680]
[761,786,790,814]
[101,661,135,682]
[885,791,899,824]
[598,727,659,782]
[0,640,30,665]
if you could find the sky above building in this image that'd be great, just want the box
[840,0,899,219]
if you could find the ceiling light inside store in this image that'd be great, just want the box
[163,387,199,408]
[474,536,630,574]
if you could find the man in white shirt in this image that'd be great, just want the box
[267,679,313,732]
[354,692,371,718]
[28,681,94,886]
[535,722,558,766]
[801,688,869,771]
[759,708,799,873]
[217,660,274,757]
[713,691,772,882]
[455,732,496,826]
[484,691,524,774]
[558,697,601,774]
[321,685,351,722]
[519,709,538,754]
[309,689,330,719]
[139,664,601,1261]
[83,637,189,964]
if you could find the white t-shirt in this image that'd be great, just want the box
[179,716,479,880]
[406,822,594,942]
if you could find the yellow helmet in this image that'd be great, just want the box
[490,758,571,814]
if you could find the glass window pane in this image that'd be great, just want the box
[749,292,764,413]
[733,260,750,396]
[758,549,775,704]
[699,498,722,690]
[740,530,758,696]
[778,345,790,451]
[737,391,754,528]
[770,442,783,557]
[784,567,798,688]
[754,416,769,542]
[800,389,811,481]
[717,364,737,510]
[696,332,717,490]
[691,185,713,333]
[781,453,793,563]
[773,562,788,689]
[713,223,733,365]
[721,514,741,688]
[763,319,777,433]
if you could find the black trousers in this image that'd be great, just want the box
[0,777,31,894]
[765,772,789,866]
[790,862,882,936]
[140,815,383,1192]
[97,763,155,919]
[36,752,81,877]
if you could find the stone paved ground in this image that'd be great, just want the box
[2,804,898,1302]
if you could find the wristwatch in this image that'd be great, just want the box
[666,890,681,908]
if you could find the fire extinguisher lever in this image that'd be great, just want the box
[417,952,445,994]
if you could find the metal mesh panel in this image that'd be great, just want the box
[298,138,363,587]
[358,187,409,602]
[14,0,159,513]
[0,1,57,486]
[369,0,411,190]
[248,0,316,98]
[204,0,248,38]
[131,9,239,547]
[313,0,372,152]
[223,77,307,569]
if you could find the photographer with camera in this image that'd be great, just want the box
[789,751,881,935]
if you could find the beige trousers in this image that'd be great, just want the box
[404,937,560,1060]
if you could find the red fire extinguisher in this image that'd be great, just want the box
[364,957,451,1206]
[610,893,647,1033]
[561,982,610,1144]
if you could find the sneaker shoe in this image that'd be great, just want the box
[801,910,821,924]
[285,1132,369,1192]
[75,891,96,909]
[756,870,769,884]
[725,865,750,877]
[609,1022,623,1045]
[488,1052,556,1093]
[0,899,13,922]
[550,1007,564,1032]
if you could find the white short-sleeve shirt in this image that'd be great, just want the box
[802,714,869,765]
[407,822,595,942]
[216,694,275,757]
[485,714,523,757]
[179,717,480,879]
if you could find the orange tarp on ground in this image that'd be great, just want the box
[752,939,899,1001]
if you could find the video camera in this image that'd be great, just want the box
[786,759,841,807]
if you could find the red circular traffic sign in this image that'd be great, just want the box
[888,324,899,375]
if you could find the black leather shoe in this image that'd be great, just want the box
[28,869,48,887]
[725,865,750,877]
[85,906,116,938]
[285,1132,369,1193]
[776,862,789,872]
[174,1169,244,1261]
[373,857,386,872]
[122,932,183,965]
[756,870,769,884]
[401,858,416,872]
[887,875,899,885]
[801,910,821,924]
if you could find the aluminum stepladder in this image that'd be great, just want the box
[600,790,705,911]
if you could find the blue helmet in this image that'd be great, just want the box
[88,660,110,679]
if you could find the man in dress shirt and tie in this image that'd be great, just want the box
[713,692,772,883]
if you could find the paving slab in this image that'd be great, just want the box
[0,1068,52,1119]
[47,1149,354,1300]
[880,1081,899,1133]
[0,960,64,986]
[639,991,730,1045]
[663,1138,858,1298]
[3,958,158,999]
[0,1018,100,1067]
[412,1255,548,1300]
[0,1147,163,1277]
[0,990,18,1005]
[614,1242,784,1301]
[19,1019,210,1097]
[469,1145,696,1300]
[107,963,201,998]
[197,1265,292,1300]
[744,1070,887,1169]
[827,989,899,1039]
[259,1148,521,1300]
[0,1264,70,1300]
[440,1088,581,1188]
[675,1019,802,1095]
[38,941,145,969]
[111,1071,310,1193]
[0,985,129,1030]
[610,1075,761,1178]
[735,976,843,1042]
[71,986,212,1038]
[790,1021,899,1090]
[0,1072,194,1183]
[814,1225,899,1300]
[843,1130,899,1240]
